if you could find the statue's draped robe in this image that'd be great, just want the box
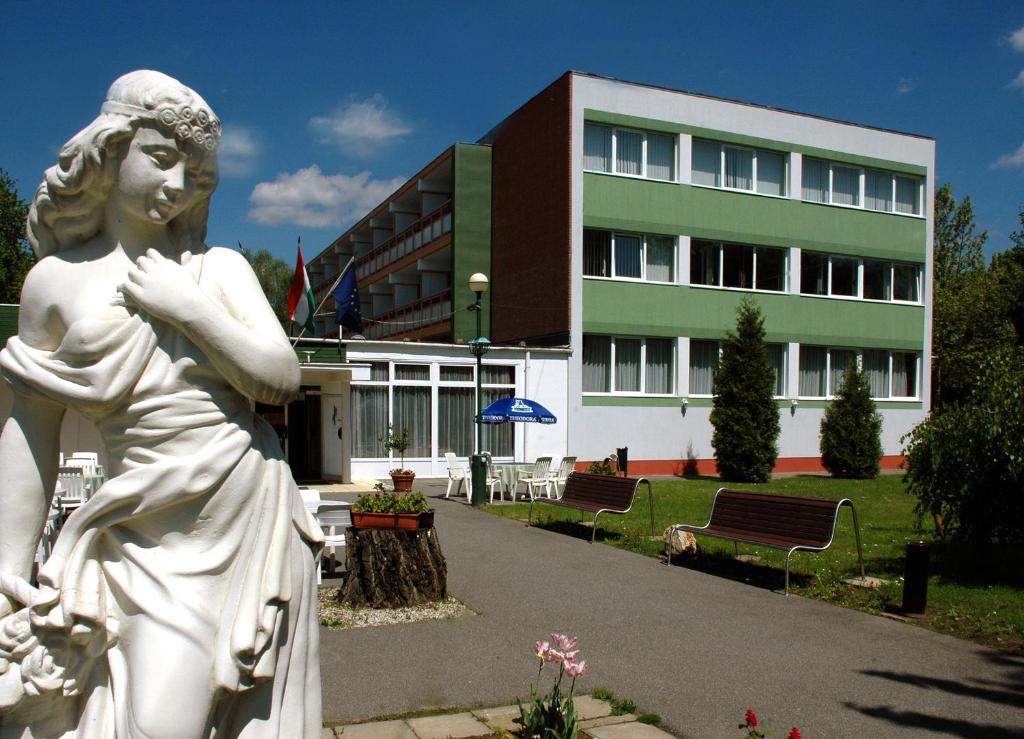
[0,276,322,738]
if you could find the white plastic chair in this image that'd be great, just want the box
[35,505,61,566]
[444,452,472,501]
[482,452,505,504]
[299,487,321,515]
[57,467,87,513]
[70,452,99,467]
[547,456,577,499]
[518,456,553,501]
[316,503,351,583]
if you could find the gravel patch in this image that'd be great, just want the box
[318,587,473,630]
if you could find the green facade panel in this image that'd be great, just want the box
[452,143,493,342]
[582,280,924,350]
[584,174,927,263]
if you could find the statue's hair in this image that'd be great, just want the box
[27,70,219,258]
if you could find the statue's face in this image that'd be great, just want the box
[108,124,218,227]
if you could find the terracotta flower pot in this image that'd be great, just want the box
[351,510,435,530]
[390,472,416,492]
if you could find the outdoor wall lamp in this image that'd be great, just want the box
[680,397,688,416]
[790,398,799,416]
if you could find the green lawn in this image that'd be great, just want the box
[482,475,1024,654]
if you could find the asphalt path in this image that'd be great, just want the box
[319,480,1024,738]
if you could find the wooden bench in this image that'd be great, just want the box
[666,489,865,595]
[528,472,654,543]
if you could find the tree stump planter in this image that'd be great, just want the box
[339,526,447,608]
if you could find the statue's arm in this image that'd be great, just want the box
[0,394,64,595]
[120,247,299,405]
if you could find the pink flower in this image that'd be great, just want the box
[787,728,801,739]
[564,660,587,678]
[563,650,580,662]
[745,709,758,728]
[534,641,550,661]
[545,648,565,663]
[551,633,578,651]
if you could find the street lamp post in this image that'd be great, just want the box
[468,273,489,506]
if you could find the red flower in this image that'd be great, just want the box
[745,709,758,728]
[787,728,801,739]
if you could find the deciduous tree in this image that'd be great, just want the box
[239,244,292,328]
[0,169,34,304]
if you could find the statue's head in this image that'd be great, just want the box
[28,70,222,258]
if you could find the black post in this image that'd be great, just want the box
[469,289,488,505]
[902,540,931,615]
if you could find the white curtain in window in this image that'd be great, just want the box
[689,340,718,395]
[646,236,674,282]
[863,350,890,398]
[615,338,641,392]
[756,151,785,196]
[895,176,920,214]
[691,140,720,186]
[646,133,675,180]
[725,147,753,190]
[798,346,827,396]
[829,349,855,396]
[832,165,860,206]
[616,130,642,175]
[394,386,431,457]
[645,338,673,394]
[891,353,917,398]
[481,365,515,385]
[481,388,514,456]
[582,335,611,392]
[614,234,642,278]
[583,229,611,277]
[865,170,892,212]
[584,123,611,172]
[395,364,429,381]
[766,344,786,397]
[351,386,388,457]
[802,158,829,202]
[438,387,473,457]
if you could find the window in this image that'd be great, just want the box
[798,346,919,399]
[692,140,788,196]
[767,343,787,397]
[800,252,921,303]
[583,335,674,394]
[689,240,787,291]
[689,340,719,395]
[583,229,675,282]
[802,157,923,216]
[584,123,676,181]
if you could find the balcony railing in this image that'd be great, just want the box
[364,289,452,339]
[315,202,453,301]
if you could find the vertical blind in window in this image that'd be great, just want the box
[615,338,641,392]
[481,388,514,456]
[393,386,431,457]
[831,165,860,206]
[829,349,856,395]
[767,343,786,397]
[616,130,643,175]
[802,158,829,203]
[438,387,474,457]
[863,350,890,399]
[892,353,917,398]
[351,386,388,457]
[725,147,753,190]
[691,140,721,186]
[583,229,612,277]
[646,236,674,282]
[645,338,673,394]
[757,151,785,196]
[582,335,611,392]
[646,133,675,180]
[584,124,611,172]
[895,176,919,214]
[799,346,827,396]
[614,235,643,278]
[865,170,892,211]
[689,340,719,395]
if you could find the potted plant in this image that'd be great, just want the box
[351,482,434,530]
[380,426,415,491]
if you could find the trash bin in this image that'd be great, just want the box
[616,447,628,476]
[902,540,931,615]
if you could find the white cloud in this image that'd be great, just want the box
[309,95,412,156]
[992,142,1024,169]
[1010,26,1024,52]
[217,125,260,177]
[1009,70,1024,90]
[248,165,406,228]
[895,77,914,95]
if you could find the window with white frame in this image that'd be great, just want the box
[691,140,787,196]
[802,157,923,216]
[583,123,676,181]
[798,346,919,399]
[690,239,787,291]
[583,229,675,282]
[800,252,921,302]
[688,340,786,397]
[582,335,674,394]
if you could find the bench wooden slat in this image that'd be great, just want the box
[528,472,654,543]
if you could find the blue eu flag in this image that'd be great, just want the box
[331,266,363,333]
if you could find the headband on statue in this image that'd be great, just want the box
[101,100,220,151]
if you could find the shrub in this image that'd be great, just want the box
[820,364,882,478]
[903,346,1024,543]
[710,299,780,482]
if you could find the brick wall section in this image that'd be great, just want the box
[488,73,572,345]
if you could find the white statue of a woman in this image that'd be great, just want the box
[0,70,323,738]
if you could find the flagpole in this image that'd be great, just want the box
[290,255,356,347]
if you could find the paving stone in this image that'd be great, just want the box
[407,711,493,738]
[585,721,676,738]
[336,719,418,738]
[579,713,636,729]
[472,704,522,732]
[572,695,613,720]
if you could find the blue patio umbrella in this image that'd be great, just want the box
[479,397,557,424]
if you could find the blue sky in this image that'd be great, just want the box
[4,1,1024,265]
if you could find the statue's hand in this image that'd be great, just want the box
[119,249,205,324]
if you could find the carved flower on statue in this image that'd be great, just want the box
[0,610,39,662]
[192,128,206,146]
[210,119,221,136]
[177,123,192,141]
[180,106,194,121]
[21,643,69,696]
[159,109,178,126]
[196,110,209,126]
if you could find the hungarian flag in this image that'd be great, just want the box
[287,244,315,333]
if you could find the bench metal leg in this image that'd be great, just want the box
[785,551,793,596]
[590,512,599,543]
[847,502,867,582]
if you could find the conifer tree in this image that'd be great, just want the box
[710,299,780,482]
[820,364,882,478]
